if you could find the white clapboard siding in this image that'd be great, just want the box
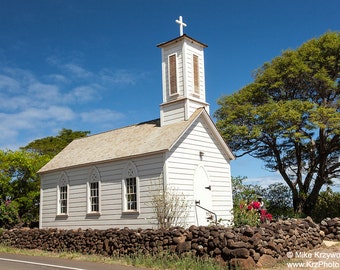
[40,154,165,230]
[166,115,233,225]
[161,44,184,100]
[184,45,206,100]
[161,100,186,125]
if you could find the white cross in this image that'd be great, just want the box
[176,16,187,36]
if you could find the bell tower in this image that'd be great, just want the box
[157,16,209,126]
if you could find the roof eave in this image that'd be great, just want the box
[38,149,169,175]
[157,34,208,48]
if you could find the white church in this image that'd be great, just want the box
[38,17,235,229]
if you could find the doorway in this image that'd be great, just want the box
[194,165,213,226]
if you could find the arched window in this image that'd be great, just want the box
[122,162,139,212]
[87,166,101,214]
[57,172,69,215]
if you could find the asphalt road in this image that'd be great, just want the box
[0,253,149,270]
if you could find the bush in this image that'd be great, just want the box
[0,199,20,228]
[232,200,272,227]
[310,188,340,222]
[233,200,260,227]
[148,187,190,229]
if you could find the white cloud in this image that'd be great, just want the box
[80,109,125,124]
[0,106,76,130]
[99,68,137,85]
[245,173,284,187]
[28,82,61,102]
[2,67,36,85]
[65,85,100,103]
[63,63,93,78]
[0,74,20,93]
[46,106,76,121]
[0,94,32,111]
[0,58,147,150]
[45,74,69,83]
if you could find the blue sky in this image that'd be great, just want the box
[0,0,339,189]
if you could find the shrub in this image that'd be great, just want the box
[233,200,260,227]
[310,188,340,222]
[0,199,20,228]
[148,187,190,229]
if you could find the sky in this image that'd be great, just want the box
[0,0,339,190]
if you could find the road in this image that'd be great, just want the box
[0,253,149,270]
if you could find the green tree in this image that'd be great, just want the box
[310,188,340,222]
[232,176,263,205]
[1,128,90,227]
[215,32,340,215]
[262,183,293,218]
[21,128,90,157]
[0,150,50,226]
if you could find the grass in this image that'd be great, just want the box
[0,244,228,270]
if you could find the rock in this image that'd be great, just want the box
[227,239,248,248]
[256,254,277,268]
[176,241,191,253]
[230,248,249,258]
[321,220,328,226]
[173,235,186,244]
[229,257,256,270]
[242,225,254,237]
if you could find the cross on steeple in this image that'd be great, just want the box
[176,16,187,36]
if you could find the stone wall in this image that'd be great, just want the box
[319,217,340,241]
[0,217,338,268]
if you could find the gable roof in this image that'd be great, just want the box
[38,108,234,174]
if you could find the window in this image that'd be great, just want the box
[90,182,99,212]
[59,186,68,214]
[87,167,100,214]
[123,162,139,212]
[168,54,178,95]
[125,177,137,210]
[193,54,200,95]
[57,172,68,215]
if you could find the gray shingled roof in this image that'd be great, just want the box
[38,109,206,173]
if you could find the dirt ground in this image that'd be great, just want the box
[271,241,340,270]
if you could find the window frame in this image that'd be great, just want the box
[57,172,69,216]
[59,185,68,214]
[122,162,140,213]
[193,54,200,96]
[168,53,178,96]
[87,167,101,215]
[89,181,100,212]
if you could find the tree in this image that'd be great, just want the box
[21,128,90,157]
[262,183,293,218]
[232,176,264,205]
[0,150,50,226]
[310,188,340,222]
[215,32,340,215]
[0,128,90,227]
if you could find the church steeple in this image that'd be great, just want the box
[157,17,209,126]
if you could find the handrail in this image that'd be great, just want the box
[195,200,217,224]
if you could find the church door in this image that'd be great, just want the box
[193,165,212,226]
